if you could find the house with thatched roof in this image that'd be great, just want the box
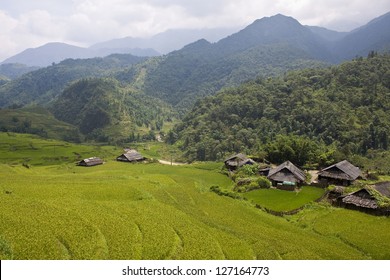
[224,153,255,171]
[267,161,306,189]
[77,157,103,167]
[117,150,145,163]
[318,160,361,186]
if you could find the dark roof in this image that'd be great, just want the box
[340,189,378,209]
[77,157,103,166]
[267,161,306,183]
[373,181,390,198]
[318,160,361,181]
[224,153,255,168]
[117,150,145,162]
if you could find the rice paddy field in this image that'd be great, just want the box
[243,187,325,212]
[0,133,389,260]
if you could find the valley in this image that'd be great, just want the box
[0,12,389,260]
[0,133,389,260]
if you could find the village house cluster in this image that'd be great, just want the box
[224,153,390,215]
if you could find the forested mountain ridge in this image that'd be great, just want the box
[170,54,390,165]
[136,13,390,112]
[0,54,146,108]
[50,78,174,142]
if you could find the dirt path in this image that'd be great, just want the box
[158,160,186,166]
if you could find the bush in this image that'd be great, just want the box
[257,177,271,189]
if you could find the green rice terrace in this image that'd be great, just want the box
[0,132,389,260]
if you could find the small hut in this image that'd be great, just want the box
[224,153,255,171]
[117,150,145,163]
[337,188,379,210]
[318,160,361,186]
[77,157,103,167]
[267,161,306,190]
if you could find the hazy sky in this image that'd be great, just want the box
[1,0,390,61]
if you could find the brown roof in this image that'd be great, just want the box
[77,157,103,166]
[224,153,255,168]
[267,161,306,183]
[340,189,378,209]
[373,181,390,198]
[117,150,145,162]
[318,160,361,181]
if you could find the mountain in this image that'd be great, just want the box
[135,14,331,111]
[50,78,173,142]
[171,54,390,162]
[2,12,390,131]
[1,42,158,67]
[306,26,348,41]
[2,28,236,67]
[0,54,146,108]
[90,27,240,54]
[215,14,333,60]
[334,11,390,60]
[0,63,40,79]
[1,43,92,67]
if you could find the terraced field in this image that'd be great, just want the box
[0,133,389,260]
[243,187,325,212]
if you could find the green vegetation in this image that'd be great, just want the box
[289,205,390,259]
[50,78,175,143]
[172,54,390,169]
[243,187,325,212]
[0,132,120,166]
[0,54,145,108]
[0,133,388,260]
[0,107,81,142]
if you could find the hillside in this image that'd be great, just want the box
[334,11,390,60]
[0,63,40,80]
[1,42,157,67]
[0,107,81,142]
[136,14,332,112]
[1,13,390,115]
[171,54,390,164]
[0,54,146,108]
[50,78,174,142]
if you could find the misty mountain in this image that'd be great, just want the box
[2,27,238,67]
[0,63,41,80]
[1,42,158,67]
[1,43,92,67]
[1,12,390,114]
[306,26,348,42]
[137,14,332,110]
[334,11,390,60]
[0,54,145,108]
[90,27,240,54]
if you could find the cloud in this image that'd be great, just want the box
[0,0,390,61]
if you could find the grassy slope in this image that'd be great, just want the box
[0,108,81,141]
[0,133,388,260]
[243,187,325,211]
[0,132,120,165]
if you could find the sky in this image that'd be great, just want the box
[1,0,390,61]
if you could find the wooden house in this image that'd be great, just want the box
[117,150,145,163]
[224,153,255,171]
[318,160,361,186]
[337,189,378,210]
[267,161,306,189]
[77,157,103,167]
